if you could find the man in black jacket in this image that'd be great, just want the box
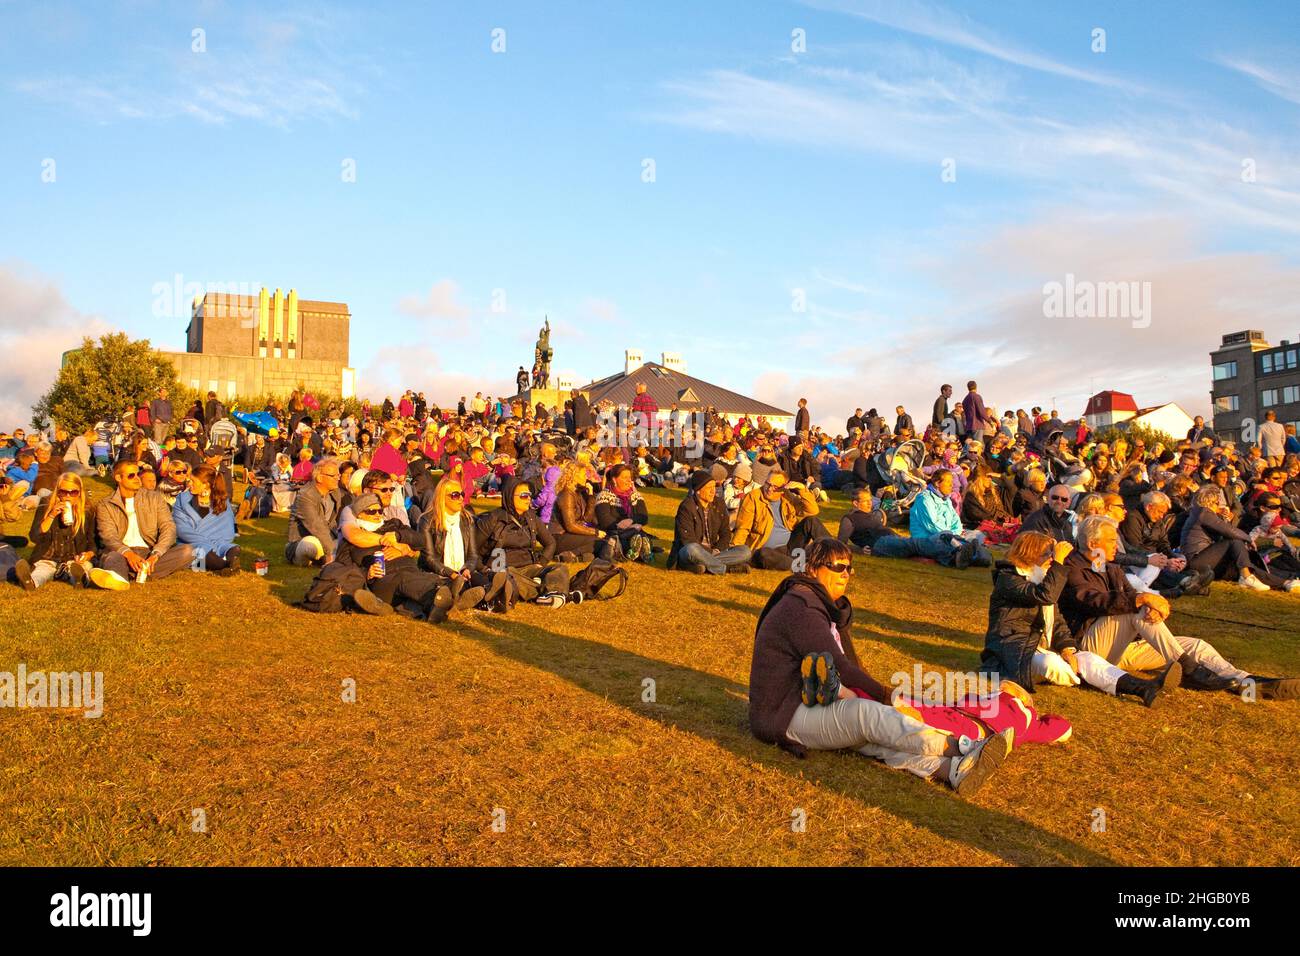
[1119,490,1204,596]
[794,398,810,440]
[894,405,914,436]
[1062,515,1297,699]
[671,472,752,574]
[932,385,952,430]
[1020,484,1075,542]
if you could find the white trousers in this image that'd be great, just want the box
[786,697,953,779]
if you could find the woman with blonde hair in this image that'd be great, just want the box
[11,472,97,590]
[549,460,605,560]
[418,476,495,609]
[981,530,1174,707]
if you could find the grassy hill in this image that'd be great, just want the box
[1,478,1298,866]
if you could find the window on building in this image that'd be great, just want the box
[1213,361,1238,380]
[226,380,237,401]
[1217,395,1240,413]
[1262,350,1299,375]
[1266,386,1300,407]
[207,380,219,396]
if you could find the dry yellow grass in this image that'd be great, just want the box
[1,477,1297,866]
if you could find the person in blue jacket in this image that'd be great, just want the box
[172,464,242,573]
[872,469,991,569]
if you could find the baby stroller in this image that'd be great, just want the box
[874,438,928,511]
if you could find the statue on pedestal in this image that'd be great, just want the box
[531,317,553,390]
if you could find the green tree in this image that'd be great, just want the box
[33,333,181,434]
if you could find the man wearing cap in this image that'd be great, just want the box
[671,472,753,574]
[335,491,454,621]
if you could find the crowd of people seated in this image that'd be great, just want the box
[3,375,1298,799]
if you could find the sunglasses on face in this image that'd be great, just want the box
[823,562,854,575]
[375,485,396,493]
[56,488,77,498]
[1049,495,1070,502]
[121,471,140,479]
[447,491,464,500]
[359,509,382,518]
[515,491,533,499]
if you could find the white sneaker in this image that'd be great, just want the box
[89,568,130,591]
[1238,572,1270,592]
[1285,580,1300,593]
[947,728,1013,796]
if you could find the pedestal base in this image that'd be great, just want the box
[519,387,565,414]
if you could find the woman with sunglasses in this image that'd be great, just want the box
[749,538,1014,797]
[172,465,241,574]
[594,463,655,563]
[476,476,571,606]
[11,473,97,590]
[418,477,496,609]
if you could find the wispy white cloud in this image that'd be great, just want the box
[802,0,1130,90]
[397,280,471,321]
[14,9,370,126]
[1215,55,1300,107]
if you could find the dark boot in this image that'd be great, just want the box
[1179,657,1237,691]
[454,586,485,611]
[483,571,508,607]
[1247,676,1300,701]
[1116,672,1163,707]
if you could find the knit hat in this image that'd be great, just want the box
[351,492,381,515]
[690,470,716,492]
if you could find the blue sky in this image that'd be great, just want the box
[3,0,1300,429]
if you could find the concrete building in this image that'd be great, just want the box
[159,287,355,401]
[1209,330,1300,443]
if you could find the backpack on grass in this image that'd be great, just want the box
[570,558,628,601]
[299,563,367,614]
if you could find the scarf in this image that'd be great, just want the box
[442,511,465,572]
[1013,565,1054,648]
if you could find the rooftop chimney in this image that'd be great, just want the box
[625,349,643,375]
[661,351,686,374]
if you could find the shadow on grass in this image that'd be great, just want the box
[854,609,984,671]
[456,613,1115,866]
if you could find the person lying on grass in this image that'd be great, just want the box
[748,537,1015,797]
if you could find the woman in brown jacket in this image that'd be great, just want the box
[549,461,606,560]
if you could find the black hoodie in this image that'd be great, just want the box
[476,475,556,566]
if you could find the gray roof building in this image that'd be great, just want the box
[577,353,792,420]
